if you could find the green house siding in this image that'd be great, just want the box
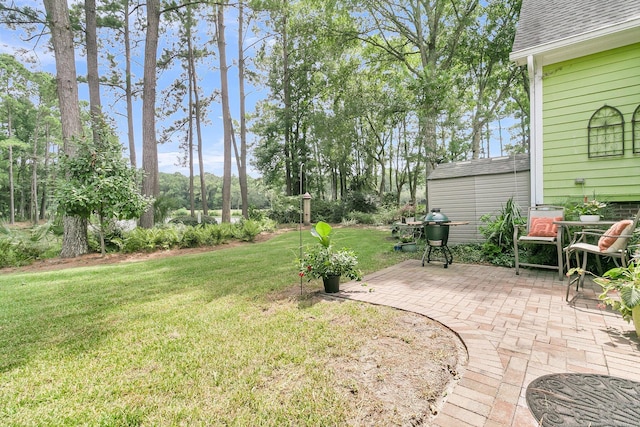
[542,43,640,204]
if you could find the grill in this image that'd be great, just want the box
[422,208,453,268]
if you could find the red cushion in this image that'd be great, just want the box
[528,217,562,237]
[598,220,633,251]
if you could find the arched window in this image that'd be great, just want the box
[633,104,640,154]
[588,105,624,158]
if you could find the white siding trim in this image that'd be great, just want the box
[528,55,544,205]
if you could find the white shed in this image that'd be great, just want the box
[427,154,530,244]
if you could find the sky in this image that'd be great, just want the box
[0,2,265,177]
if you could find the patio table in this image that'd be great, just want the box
[553,219,617,249]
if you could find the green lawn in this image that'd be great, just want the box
[0,227,413,426]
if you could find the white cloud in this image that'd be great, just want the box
[0,21,57,70]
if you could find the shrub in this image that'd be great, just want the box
[267,196,301,224]
[480,198,524,250]
[113,226,180,253]
[217,223,239,241]
[236,219,262,242]
[180,226,209,248]
[170,215,218,227]
[0,239,40,268]
[381,192,399,208]
[311,199,348,223]
[0,222,60,268]
[248,205,266,221]
[372,207,400,226]
[346,211,375,224]
[345,191,378,214]
[479,197,525,265]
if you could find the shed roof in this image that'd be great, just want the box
[428,154,529,180]
[510,0,640,65]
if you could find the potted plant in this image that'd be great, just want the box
[574,199,607,221]
[398,203,416,223]
[298,221,362,293]
[396,234,418,252]
[593,261,640,337]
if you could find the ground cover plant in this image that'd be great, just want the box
[0,227,464,426]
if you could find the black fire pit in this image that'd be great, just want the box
[422,208,453,268]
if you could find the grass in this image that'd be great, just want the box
[0,226,410,426]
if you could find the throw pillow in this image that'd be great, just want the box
[598,220,633,252]
[528,217,562,237]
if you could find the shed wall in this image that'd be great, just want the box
[428,171,530,244]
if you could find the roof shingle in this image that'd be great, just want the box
[427,154,529,180]
[512,0,640,53]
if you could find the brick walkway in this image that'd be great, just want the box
[337,260,640,426]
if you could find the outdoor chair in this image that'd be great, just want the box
[514,206,565,280]
[564,208,640,302]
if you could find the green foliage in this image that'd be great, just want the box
[299,221,362,280]
[0,238,39,268]
[310,199,344,223]
[380,192,399,208]
[173,208,190,217]
[370,207,400,226]
[344,191,378,214]
[346,211,376,224]
[179,225,223,248]
[564,197,610,220]
[248,205,266,221]
[236,219,262,242]
[112,227,180,253]
[55,135,152,254]
[0,222,60,268]
[449,243,488,265]
[55,137,152,222]
[311,221,333,247]
[479,197,525,265]
[153,194,181,224]
[169,215,218,227]
[594,261,640,322]
[298,244,362,281]
[267,196,301,224]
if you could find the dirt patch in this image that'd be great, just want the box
[271,287,468,426]
[326,297,466,425]
[3,227,468,425]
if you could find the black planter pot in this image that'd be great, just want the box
[322,275,341,293]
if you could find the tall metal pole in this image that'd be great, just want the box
[299,163,304,295]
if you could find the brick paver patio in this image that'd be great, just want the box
[337,260,640,426]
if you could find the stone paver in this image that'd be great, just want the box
[337,260,640,426]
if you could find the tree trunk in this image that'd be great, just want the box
[281,10,292,196]
[140,0,160,228]
[124,0,136,168]
[85,0,102,146]
[237,0,248,218]
[4,104,15,224]
[216,3,232,223]
[188,75,195,217]
[43,0,88,257]
[187,14,208,216]
[31,109,41,224]
[39,125,50,220]
[8,143,14,224]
